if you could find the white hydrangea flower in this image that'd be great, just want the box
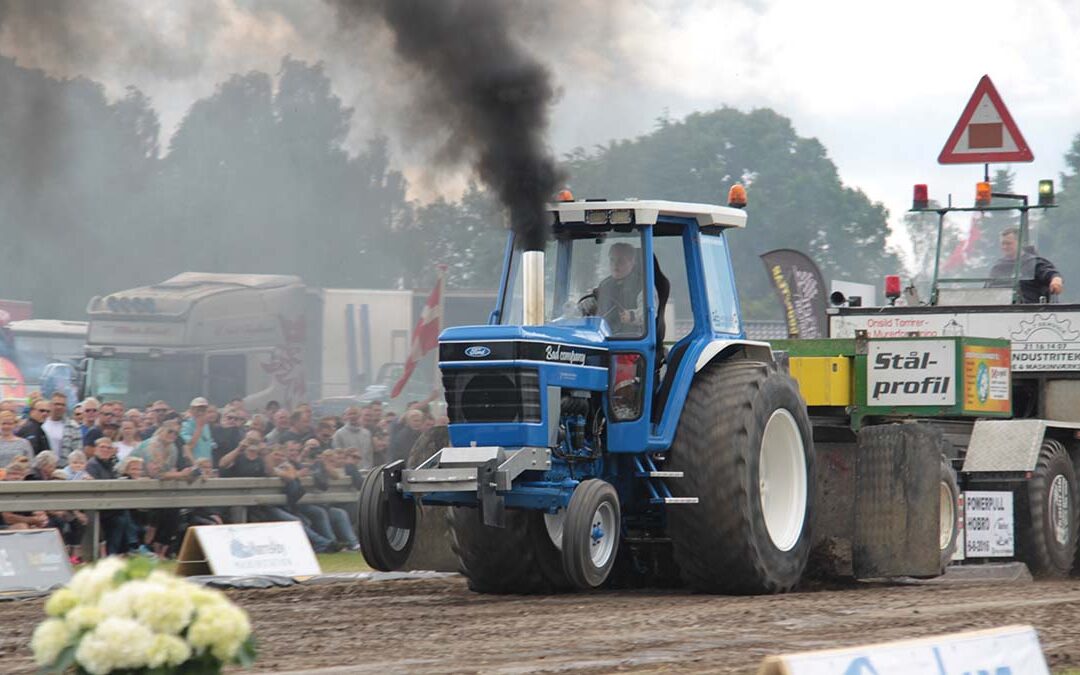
[130,581,195,634]
[187,602,252,662]
[68,557,126,604]
[75,617,154,675]
[188,585,231,609]
[44,588,78,617]
[146,633,192,669]
[30,618,73,667]
[64,606,106,633]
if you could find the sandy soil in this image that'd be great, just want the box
[3,575,1080,674]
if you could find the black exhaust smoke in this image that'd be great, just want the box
[330,0,562,251]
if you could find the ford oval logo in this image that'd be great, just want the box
[464,345,491,358]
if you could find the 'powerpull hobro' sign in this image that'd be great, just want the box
[867,340,956,406]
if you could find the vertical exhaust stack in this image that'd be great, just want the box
[522,250,544,326]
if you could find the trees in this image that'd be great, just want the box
[1039,134,1080,301]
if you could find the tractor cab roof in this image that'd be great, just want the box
[547,199,746,230]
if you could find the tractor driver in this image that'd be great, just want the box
[988,228,1063,304]
[581,242,647,336]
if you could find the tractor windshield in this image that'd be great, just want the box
[917,209,1044,306]
[500,228,647,338]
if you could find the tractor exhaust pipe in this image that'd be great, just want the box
[522,250,544,326]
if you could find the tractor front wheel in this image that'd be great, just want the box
[357,464,416,571]
[561,479,621,589]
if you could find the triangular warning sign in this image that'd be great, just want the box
[938,75,1033,164]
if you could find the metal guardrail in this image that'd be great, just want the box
[0,477,361,512]
[0,477,364,560]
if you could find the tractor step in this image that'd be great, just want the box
[636,470,684,478]
[657,497,699,505]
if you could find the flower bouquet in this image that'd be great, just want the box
[32,557,257,674]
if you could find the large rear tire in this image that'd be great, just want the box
[448,507,571,594]
[358,464,416,571]
[1017,439,1078,578]
[666,360,815,594]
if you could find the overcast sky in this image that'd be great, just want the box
[2,0,1078,269]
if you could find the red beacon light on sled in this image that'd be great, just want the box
[912,184,929,210]
[884,274,902,304]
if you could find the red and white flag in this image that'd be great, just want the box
[941,214,983,274]
[391,266,446,399]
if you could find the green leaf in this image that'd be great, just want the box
[38,644,77,674]
[235,637,258,667]
[125,556,156,580]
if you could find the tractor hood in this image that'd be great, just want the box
[438,320,610,449]
[438,319,610,368]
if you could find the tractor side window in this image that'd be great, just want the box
[700,234,741,335]
[652,232,693,343]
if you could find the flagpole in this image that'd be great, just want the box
[433,265,447,410]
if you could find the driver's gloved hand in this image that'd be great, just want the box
[578,294,598,316]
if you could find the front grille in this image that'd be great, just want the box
[443,368,541,424]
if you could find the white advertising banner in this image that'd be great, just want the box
[757,625,1047,675]
[964,491,1014,558]
[190,522,321,577]
[831,309,1080,372]
[866,340,955,406]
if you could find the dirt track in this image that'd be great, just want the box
[4,575,1080,673]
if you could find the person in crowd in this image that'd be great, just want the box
[43,392,81,465]
[284,440,310,474]
[134,420,193,481]
[333,406,373,465]
[142,400,170,439]
[264,400,281,426]
[265,410,290,445]
[211,406,245,468]
[305,448,361,551]
[61,451,92,480]
[119,456,146,480]
[364,401,384,435]
[180,397,215,465]
[24,451,90,562]
[27,450,61,481]
[0,410,32,467]
[388,409,426,464]
[72,404,84,427]
[218,432,335,551]
[81,398,112,453]
[247,413,268,437]
[277,410,313,445]
[988,227,1064,304]
[312,418,336,452]
[1,458,47,531]
[85,438,134,555]
[296,403,314,432]
[115,419,142,462]
[371,430,389,467]
[334,406,370,447]
[16,398,50,455]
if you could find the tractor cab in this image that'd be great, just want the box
[438,197,756,456]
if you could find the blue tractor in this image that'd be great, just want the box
[358,192,816,594]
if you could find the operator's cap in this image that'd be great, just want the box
[189,396,209,408]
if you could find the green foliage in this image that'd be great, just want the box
[1039,133,1080,302]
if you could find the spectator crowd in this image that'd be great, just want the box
[0,390,447,564]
